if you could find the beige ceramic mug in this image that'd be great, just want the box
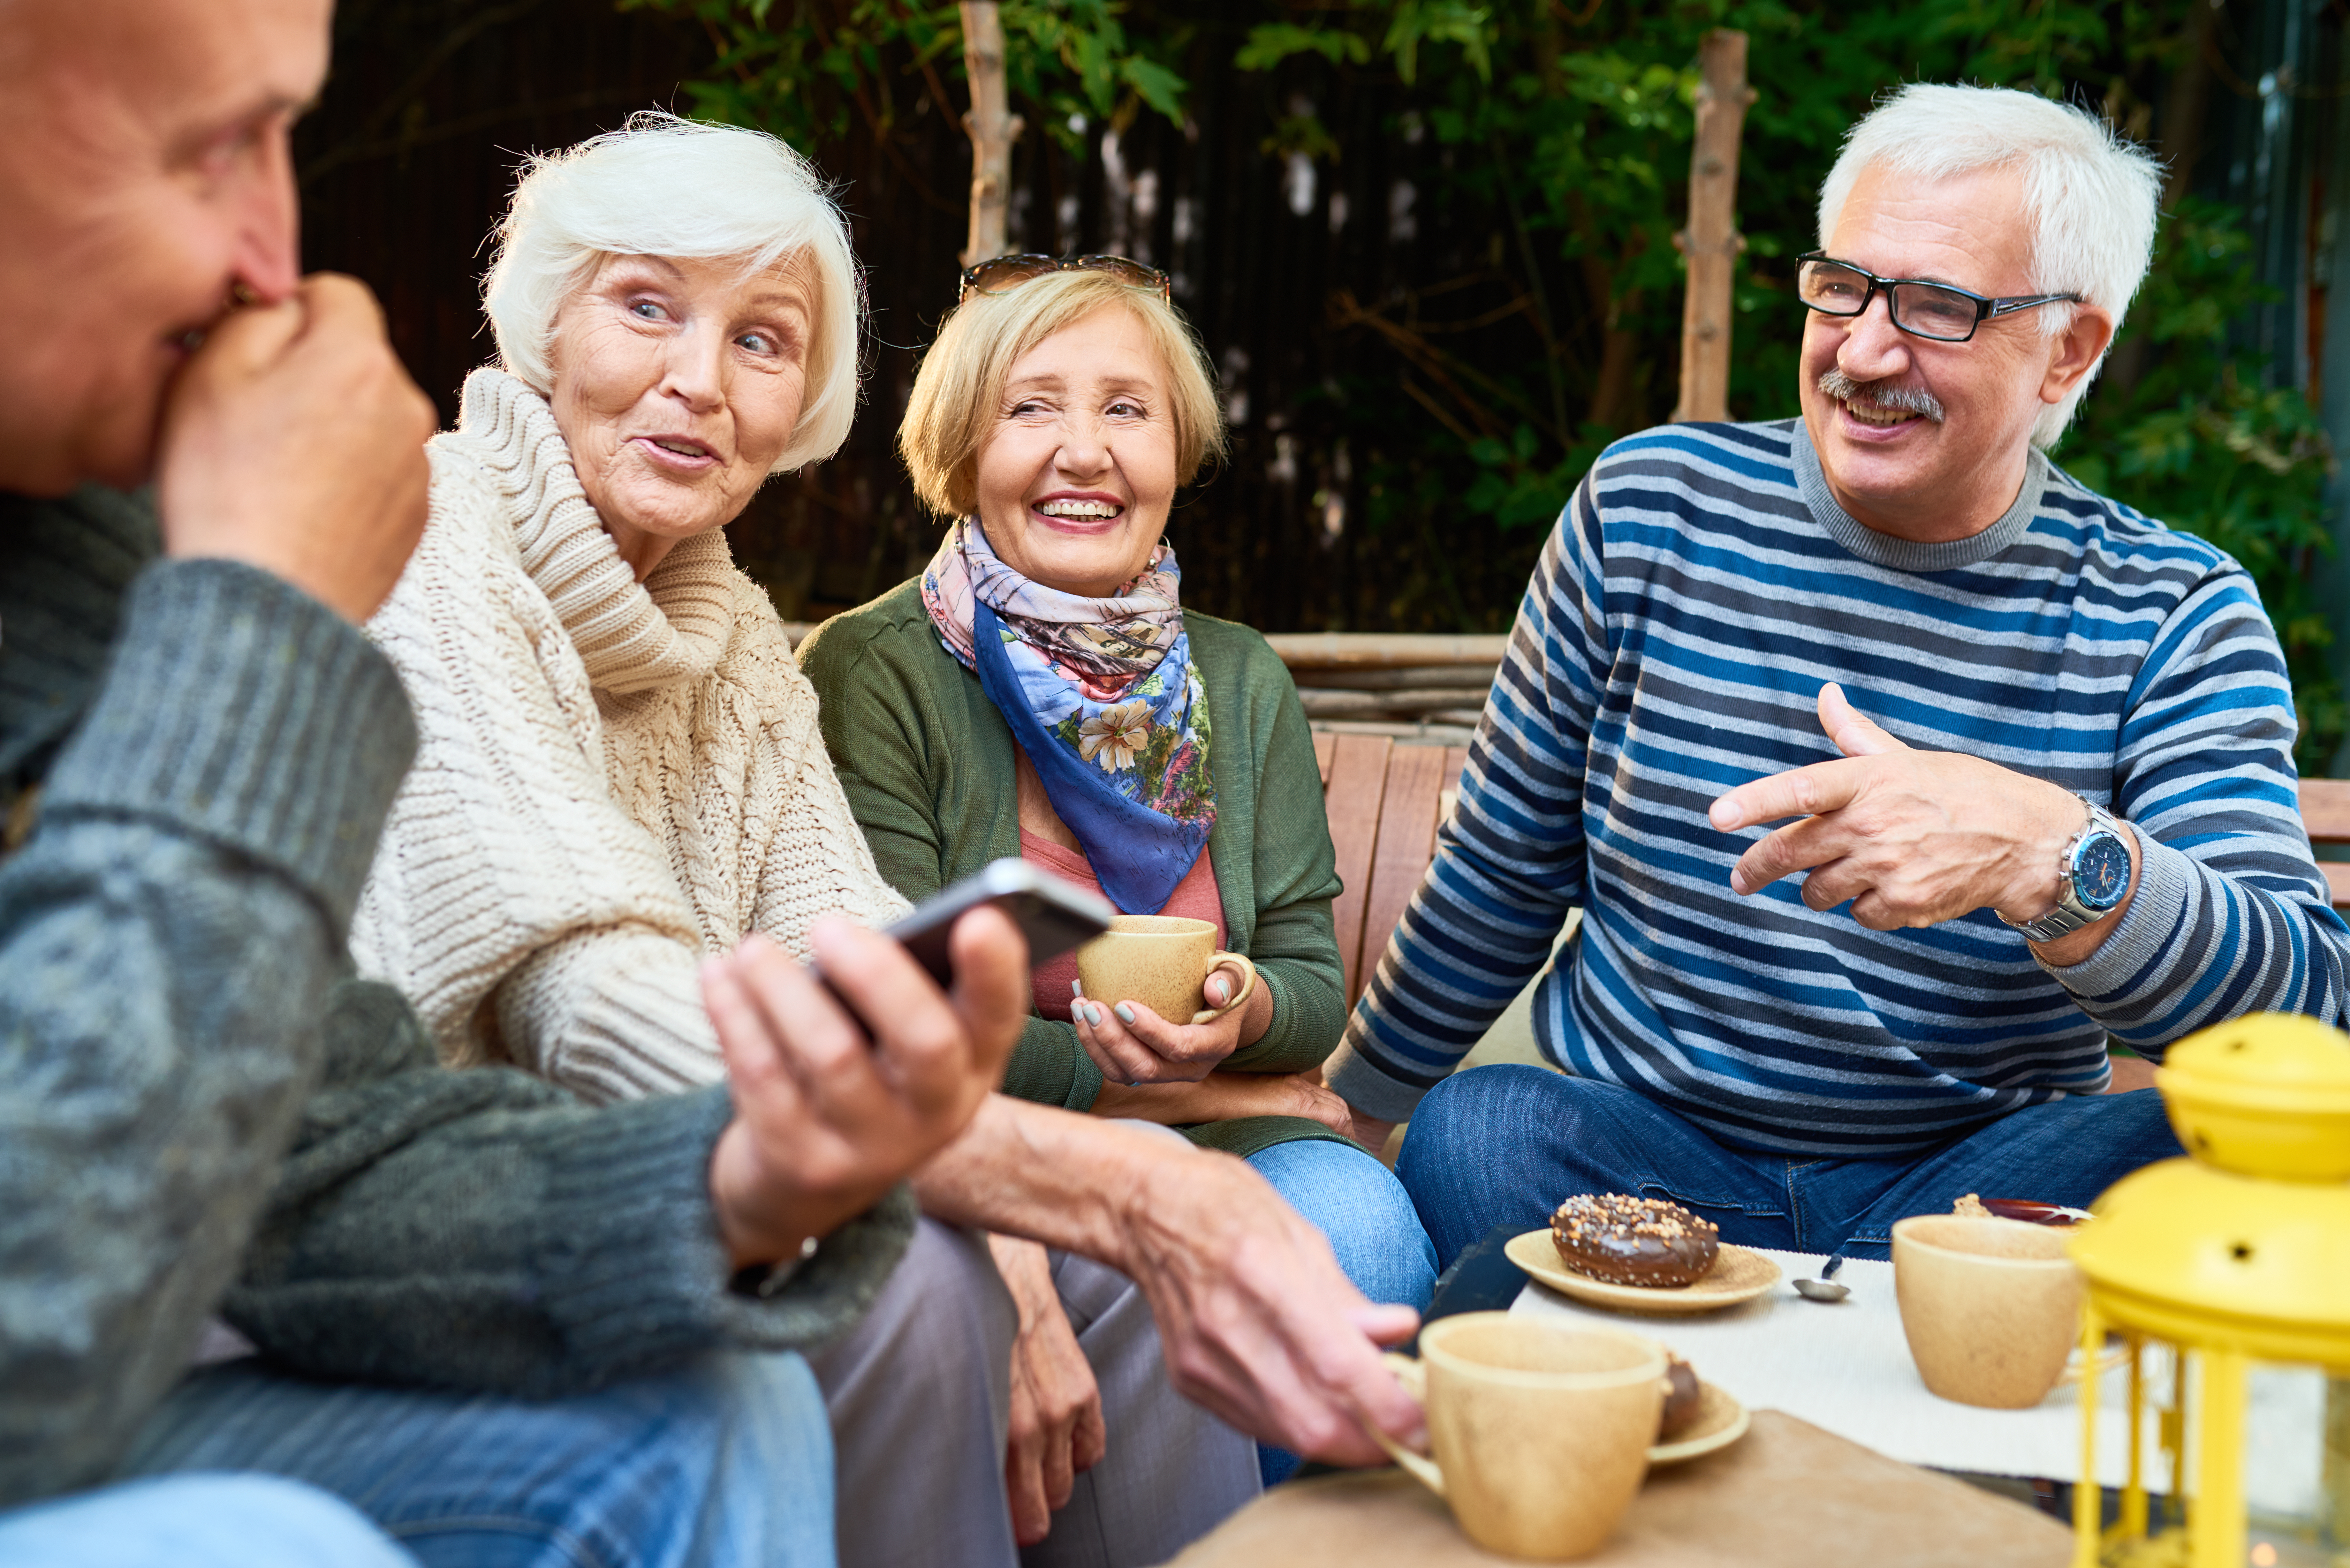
[1074,915,1256,1026]
[1374,1314,1663,1560]
[1892,1214,2084,1408]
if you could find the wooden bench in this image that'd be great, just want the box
[2301,779,2350,909]
[1271,632,1506,748]
[1314,733,1471,1005]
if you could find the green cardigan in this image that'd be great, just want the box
[799,577,1350,1158]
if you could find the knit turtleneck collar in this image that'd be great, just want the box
[455,366,736,696]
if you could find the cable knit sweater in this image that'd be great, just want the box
[352,368,909,1102]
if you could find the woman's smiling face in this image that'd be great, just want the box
[973,304,1178,598]
[547,251,813,577]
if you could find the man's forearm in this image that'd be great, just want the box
[233,982,916,1394]
[0,549,418,1507]
[0,823,342,1507]
[911,1095,1167,1273]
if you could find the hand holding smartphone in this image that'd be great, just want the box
[831,859,1114,993]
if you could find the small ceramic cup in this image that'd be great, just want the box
[1375,1314,1663,1560]
[1073,915,1256,1025]
[1892,1214,2084,1409]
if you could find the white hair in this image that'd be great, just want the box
[481,111,863,472]
[1817,84,2164,448]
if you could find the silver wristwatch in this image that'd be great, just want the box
[1999,798,2134,943]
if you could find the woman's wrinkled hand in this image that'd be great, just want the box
[1071,959,1267,1085]
[988,1235,1106,1546]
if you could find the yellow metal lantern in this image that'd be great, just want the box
[2069,1013,2350,1568]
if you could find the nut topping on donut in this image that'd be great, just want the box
[1549,1194,1720,1288]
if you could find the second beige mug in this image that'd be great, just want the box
[1375,1314,1663,1560]
[1892,1213,2083,1408]
[1074,915,1256,1026]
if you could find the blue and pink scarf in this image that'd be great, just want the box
[921,519,1214,914]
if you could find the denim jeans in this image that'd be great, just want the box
[114,1352,835,1568]
[1397,1065,2183,1271]
[0,1473,416,1568]
[1245,1137,1437,1486]
[1247,1137,1438,1315]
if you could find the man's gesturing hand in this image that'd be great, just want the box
[703,912,1027,1270]
[157,275,434,623]
[1707,682,2116,936]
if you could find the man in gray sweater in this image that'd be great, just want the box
[0,0,1030,1562]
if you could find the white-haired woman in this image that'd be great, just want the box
[351,114,904,1098]
[355,119,1368,1568]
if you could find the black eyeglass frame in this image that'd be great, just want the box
[957,253,1172,305]
[1794,251,2083,343]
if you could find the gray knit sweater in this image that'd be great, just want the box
[0,486,913,1509]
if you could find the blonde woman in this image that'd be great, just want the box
[800,256,1437,1489]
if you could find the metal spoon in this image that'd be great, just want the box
[1792,1254,1849,1303]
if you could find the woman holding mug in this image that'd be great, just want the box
[799,259,1435,1484]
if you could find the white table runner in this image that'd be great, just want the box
[1508,1248,2167,1488]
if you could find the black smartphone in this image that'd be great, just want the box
[878,858,1115,989]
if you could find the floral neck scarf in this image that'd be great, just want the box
[922,519,1215,914]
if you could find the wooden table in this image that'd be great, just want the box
[1162,1411,2072,1566]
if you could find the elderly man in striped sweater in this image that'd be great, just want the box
[1330,84,2350,1268]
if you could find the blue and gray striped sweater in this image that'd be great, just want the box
[1328,419,2349,1157]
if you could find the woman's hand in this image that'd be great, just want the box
[987,1234,1106,1546]
[1091,1070,1354,1135]
[1071,960,1270,1084]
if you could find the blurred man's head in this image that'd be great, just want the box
[0,0,329,495]
[1797,84,2162,542]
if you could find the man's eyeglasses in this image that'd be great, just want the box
[1794,252,2082,343]
[958,253,1171,305]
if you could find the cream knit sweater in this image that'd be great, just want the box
[351,368,909,1102]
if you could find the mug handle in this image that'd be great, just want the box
[1373,1353,1446,1498]
[1188,953,1258,1025]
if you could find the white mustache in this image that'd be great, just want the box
[1818,369,1944,423]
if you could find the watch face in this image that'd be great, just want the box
[2072,830,2132,911]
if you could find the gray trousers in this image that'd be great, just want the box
[811,1217,1262,1568]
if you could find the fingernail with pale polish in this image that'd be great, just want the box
[1084,1004,1103,1027]
[1071,979,1083,997]
[1115,1003,1136,1025]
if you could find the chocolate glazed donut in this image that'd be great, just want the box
[1549,1194,1720,1288]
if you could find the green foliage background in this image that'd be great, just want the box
[626,0,2338,769]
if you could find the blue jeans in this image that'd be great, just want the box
[1398,1065,2183,1271]
[1247,1138,1437,1314]
[0,1473,415,1568]
[113,1353,834,1568]
[1245,1137,1436,1486]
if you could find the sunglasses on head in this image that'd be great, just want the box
[957,253,1172,305]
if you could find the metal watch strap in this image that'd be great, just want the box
[1999,798,2125,944]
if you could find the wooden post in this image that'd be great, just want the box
[1671,30,1755,423]
[958,2,1022,266]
